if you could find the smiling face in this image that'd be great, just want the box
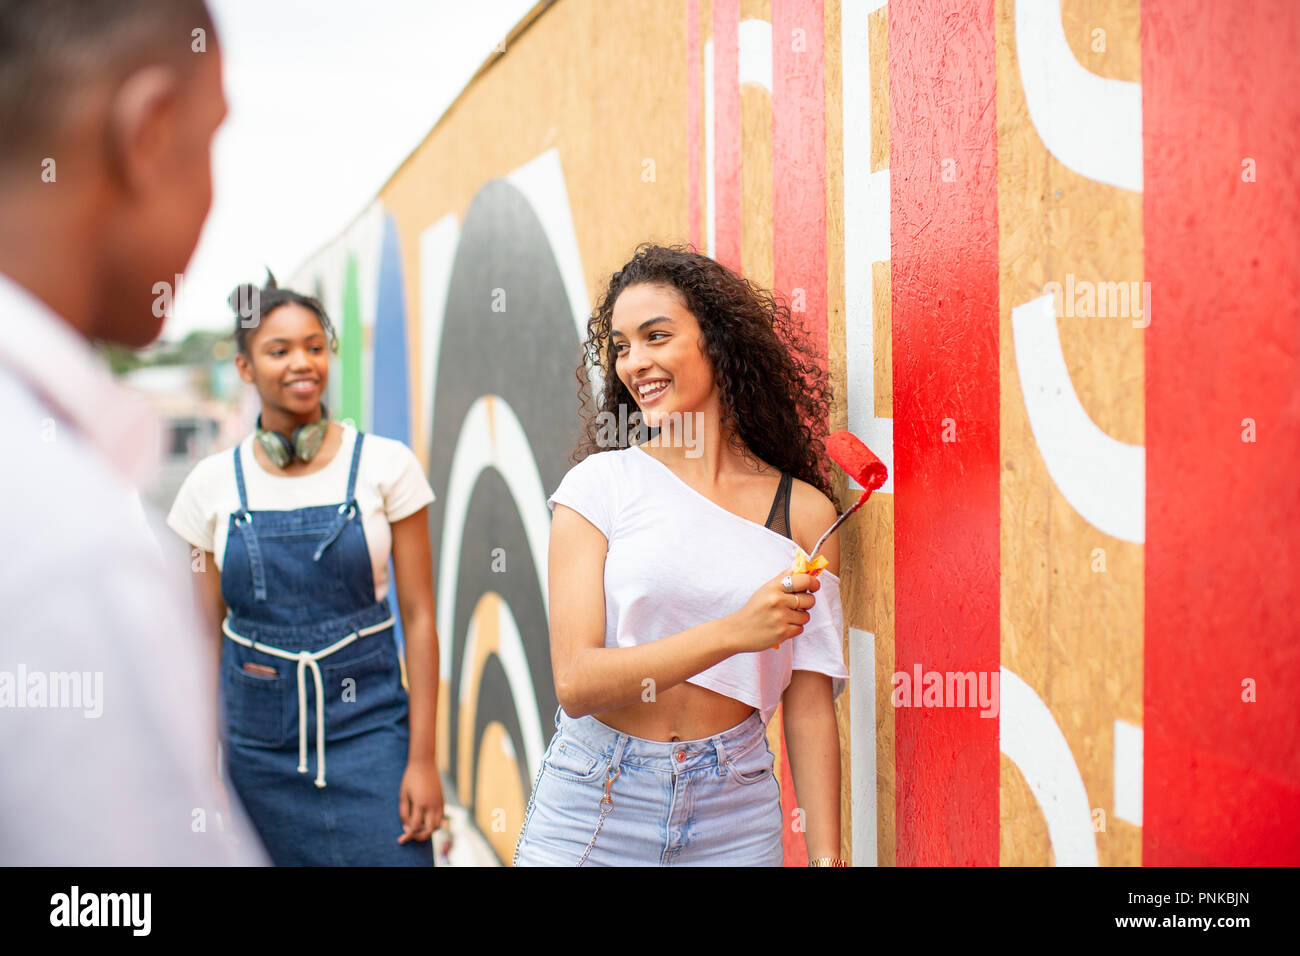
[235,303,330,422]
[610,282,721,430]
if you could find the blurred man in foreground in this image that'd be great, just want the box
[0,0,266,864]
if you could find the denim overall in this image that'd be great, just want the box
[220,430,431,866]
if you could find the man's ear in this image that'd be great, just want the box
[104,66,182,193]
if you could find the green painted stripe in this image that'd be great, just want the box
[341,252,363,428]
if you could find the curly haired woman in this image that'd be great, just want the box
[513,244,848,867]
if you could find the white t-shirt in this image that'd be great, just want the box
[166,424,434,603]
[546,444,848,724]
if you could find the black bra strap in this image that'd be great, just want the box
[763,472,794,539]
[782,472,792,538]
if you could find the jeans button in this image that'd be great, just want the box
[675,750,685,762]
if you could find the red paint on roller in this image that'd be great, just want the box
[1142,0,1300,865]
[890,0,1000,866]
[825,429,887,493]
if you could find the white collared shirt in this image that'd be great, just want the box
[0,271,268,865]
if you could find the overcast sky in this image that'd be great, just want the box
[165,0,539,340]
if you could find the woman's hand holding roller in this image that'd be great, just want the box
[725,570,820,655]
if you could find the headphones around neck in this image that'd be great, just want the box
[255,403,330,468]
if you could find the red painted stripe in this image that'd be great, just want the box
[1144,730,1300,864]
[771,1,826,867]
[775,716,807,866]
[773,0,828,370]
[1143,0,1300,865]
[889,0,1000,866]
[687,0,701,250]
[711,0,741,271]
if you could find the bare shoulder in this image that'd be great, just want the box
[789,477,841,572]
[789,477,839,527]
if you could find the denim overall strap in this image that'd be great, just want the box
[312,431,366,562]
[344,429,364,501]
[233,442,250,512]
[232,444,268,601]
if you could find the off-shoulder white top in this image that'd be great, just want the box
[546,443,848,724]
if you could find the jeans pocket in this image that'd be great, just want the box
[726,738,775,786]
[543,735,607,783]
[223,664,290,748]
[321,640,405,739]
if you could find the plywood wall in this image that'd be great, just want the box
[293,0,1300,866]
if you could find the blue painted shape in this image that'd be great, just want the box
[372,211,411,445]
[371,212,414,662]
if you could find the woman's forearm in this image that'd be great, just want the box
[783,684,842,861]
[401,607,439,765]
[556,616,741,717]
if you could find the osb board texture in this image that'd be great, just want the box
[995,0,1142,866]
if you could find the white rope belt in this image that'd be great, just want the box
[222,614,396,788]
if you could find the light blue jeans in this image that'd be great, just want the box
[513,706,784,866]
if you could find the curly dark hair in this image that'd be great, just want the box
[573,242,839,508]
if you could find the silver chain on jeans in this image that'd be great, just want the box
[511,758,548,867]
[575,764,621,867]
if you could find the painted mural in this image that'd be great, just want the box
[291,0,1299,865]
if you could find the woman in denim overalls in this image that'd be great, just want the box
[209,275,440,865]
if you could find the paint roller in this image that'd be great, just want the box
[773,429,887,648]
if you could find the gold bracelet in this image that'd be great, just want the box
[807,857,848,867]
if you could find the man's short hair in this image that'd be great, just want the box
[0,0,215,168]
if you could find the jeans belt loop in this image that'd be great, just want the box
[609,732,628,777]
